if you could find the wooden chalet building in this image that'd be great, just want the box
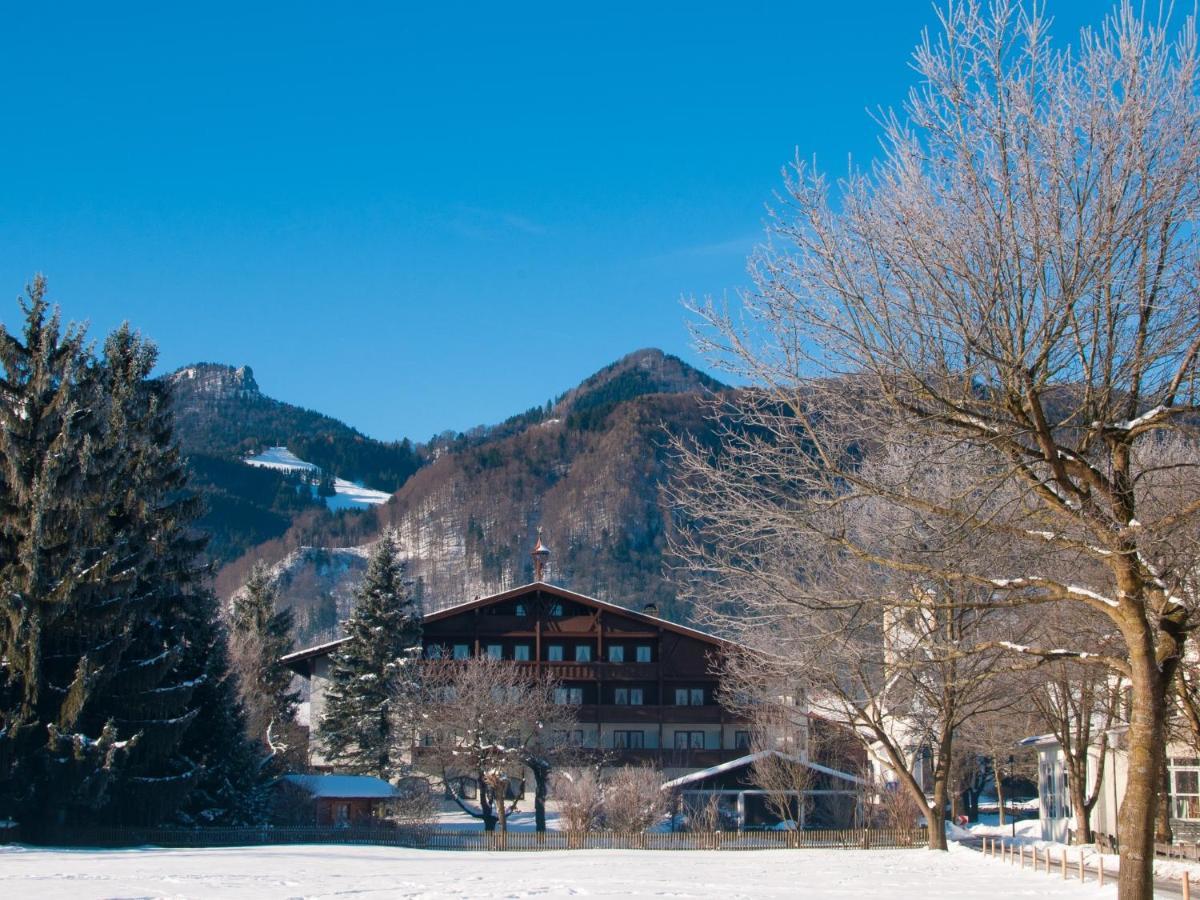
[282,579,761,777]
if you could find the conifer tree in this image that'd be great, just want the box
[174,599,265,825]
[0,279,125,825]
[0,282,259,827]
[318,530,422,780]
[229,564,301,764]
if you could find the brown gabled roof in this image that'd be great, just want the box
[281,580,733,675]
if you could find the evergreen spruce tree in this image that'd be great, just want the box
[0,283,259,828]
[318,530,422,780]
[174,606,265,825]
[0,279,127,826]
[229,564,302,766]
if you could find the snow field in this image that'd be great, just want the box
[243,446,392,510]
[0,843,1115,899]
[970,818,1200,886]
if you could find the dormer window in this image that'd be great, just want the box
[550,602,564,617]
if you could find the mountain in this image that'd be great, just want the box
[213,349,730,645]
[167,363,423,563]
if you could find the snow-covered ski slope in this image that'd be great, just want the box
[243,446,392,511]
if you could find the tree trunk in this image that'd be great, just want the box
[1070,780,1092,845]
[928,773,948,851]
[1117,649,1167,900]
[1156,741,1173,845]
[478,777,498,832]
[927,730,953,851]
[495,787,508,833]
[530,761,549,833]
[994,761,1006,827]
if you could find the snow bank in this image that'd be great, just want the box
[966,819,1199,885]
[0,843,1115,899]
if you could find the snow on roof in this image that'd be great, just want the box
[1017,733,1059,748]
[281,774,398,799]
[660,750,864,791]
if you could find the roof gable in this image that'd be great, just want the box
[282,581,732,673]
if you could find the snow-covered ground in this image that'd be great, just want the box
[433,799,564,831]
[243,446,392,511]
[0,843,1114,899]
[967,817,1200,885]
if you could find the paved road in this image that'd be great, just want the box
[957,835,1187,898]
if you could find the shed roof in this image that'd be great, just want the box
[661,750,864,791]
[280,774,398,799]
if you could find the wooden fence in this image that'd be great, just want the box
[24,825,928,852]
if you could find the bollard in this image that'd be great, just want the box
[1062,849,1067,879]
[1184,871,1191,900]
[1078,851,1084,882]
[1098,859,1104,887]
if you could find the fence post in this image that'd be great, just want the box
[1078,851,1084,882]
[1061,849,1067,879]
[1185,871,1191,900]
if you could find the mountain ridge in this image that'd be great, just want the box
[203,348,729,644]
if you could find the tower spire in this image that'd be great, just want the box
[531,528,550,582]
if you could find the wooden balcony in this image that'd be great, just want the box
[608,747,745,768]
[573,703,726,724]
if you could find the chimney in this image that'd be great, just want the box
[643,603,659,617]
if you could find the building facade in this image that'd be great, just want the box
[283,581,764,778]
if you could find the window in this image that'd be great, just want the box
[629,688,644,706]
[614,688,629,705]
[554,687,584,705]
[453,644,470,660]
[550,602,564,617]
[674,730,705,750]
[690,688,705,706]
[636,645,652,663]
[1173,761,1200,820]
[675,688,689,706]
[486,644,503,660]
[333,802,350,825]
[734,731,751,750]
[425,645,443,659]
[513,644,531,661]
[613,730,644,749]
[608,645,625,663]
[547,644,564,662]
[515,603,527,617]
[575,645,592,662]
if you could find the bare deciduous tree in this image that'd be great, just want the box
[553,768,604,833]
[601,766,668,833]
[419,656,575,831]
[678,3,1200,895]
[1029,660,1122,843]
[750,751,816,830]
[680,445,1026,850]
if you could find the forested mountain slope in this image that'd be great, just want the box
[167,363,424,562]
[213,349,729,645]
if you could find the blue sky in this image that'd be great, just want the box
[0,1,1104,441]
